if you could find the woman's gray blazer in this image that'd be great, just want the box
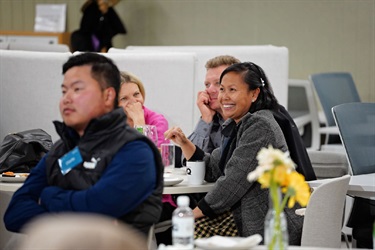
[199,110,303,245]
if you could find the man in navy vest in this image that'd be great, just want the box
[4,53,163,236]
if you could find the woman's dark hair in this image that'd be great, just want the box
[62,52,121,107]
[220,62,279,113]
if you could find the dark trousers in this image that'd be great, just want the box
[347,197,375,249]
[155,202,175,246]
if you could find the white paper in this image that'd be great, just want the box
[194,234,262,250]
[34,4,66,32]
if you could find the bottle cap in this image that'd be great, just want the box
[177,196,189,207]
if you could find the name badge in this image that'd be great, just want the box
[58,146,83,175]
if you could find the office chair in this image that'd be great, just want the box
[301,175,350,248]
[288,79,321,150]
[310,72,361,147]
[332,102,375,175]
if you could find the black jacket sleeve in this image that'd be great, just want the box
[273,105,317,181]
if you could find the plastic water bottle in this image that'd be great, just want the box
[172,196,194,249]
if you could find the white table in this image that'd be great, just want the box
[3,173,373,198]
[0,170,215,195]
[308,173,375,200]
[0,169,215,249]
[163,170,214,194]
[0,181,215,194]
[246,246,360,250]
[194,242,358,250]
[0,182,22,192]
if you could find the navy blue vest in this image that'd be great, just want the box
[45,108,163,235]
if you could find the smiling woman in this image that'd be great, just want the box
[219,71,259,123]
[164,62,304,244]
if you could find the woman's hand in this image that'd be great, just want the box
[193,207,205,219]
[124,102,145,127]
[164,127,196,160]
[164,126,189,146]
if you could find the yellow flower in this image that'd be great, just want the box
[247,146,310,209]
[250,146,309,250]
[258,171,271,188]
[248,146,295,184]
[273,165,290,187]
[286,172,310,208]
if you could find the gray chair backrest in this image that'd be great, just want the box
[301,175,350,248]
[332,102,375,175]
[310,72,361,127]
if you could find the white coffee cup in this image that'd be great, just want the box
[186,161,205,185]
[161,143,175,173]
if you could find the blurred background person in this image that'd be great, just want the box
[71,0,126,52]
[18,213,148,250]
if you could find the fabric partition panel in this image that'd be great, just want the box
[8,42,71,52]
[0,50,72,142]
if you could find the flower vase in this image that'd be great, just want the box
[264,188,289,250]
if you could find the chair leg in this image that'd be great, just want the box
[324,133,329,145]
[342,232,350,249]
[352,238,357,248]
[341,197,352,249]
[147,224,157,250]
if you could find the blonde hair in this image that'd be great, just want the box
[120,71,146,100]
[205,55,240,69]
